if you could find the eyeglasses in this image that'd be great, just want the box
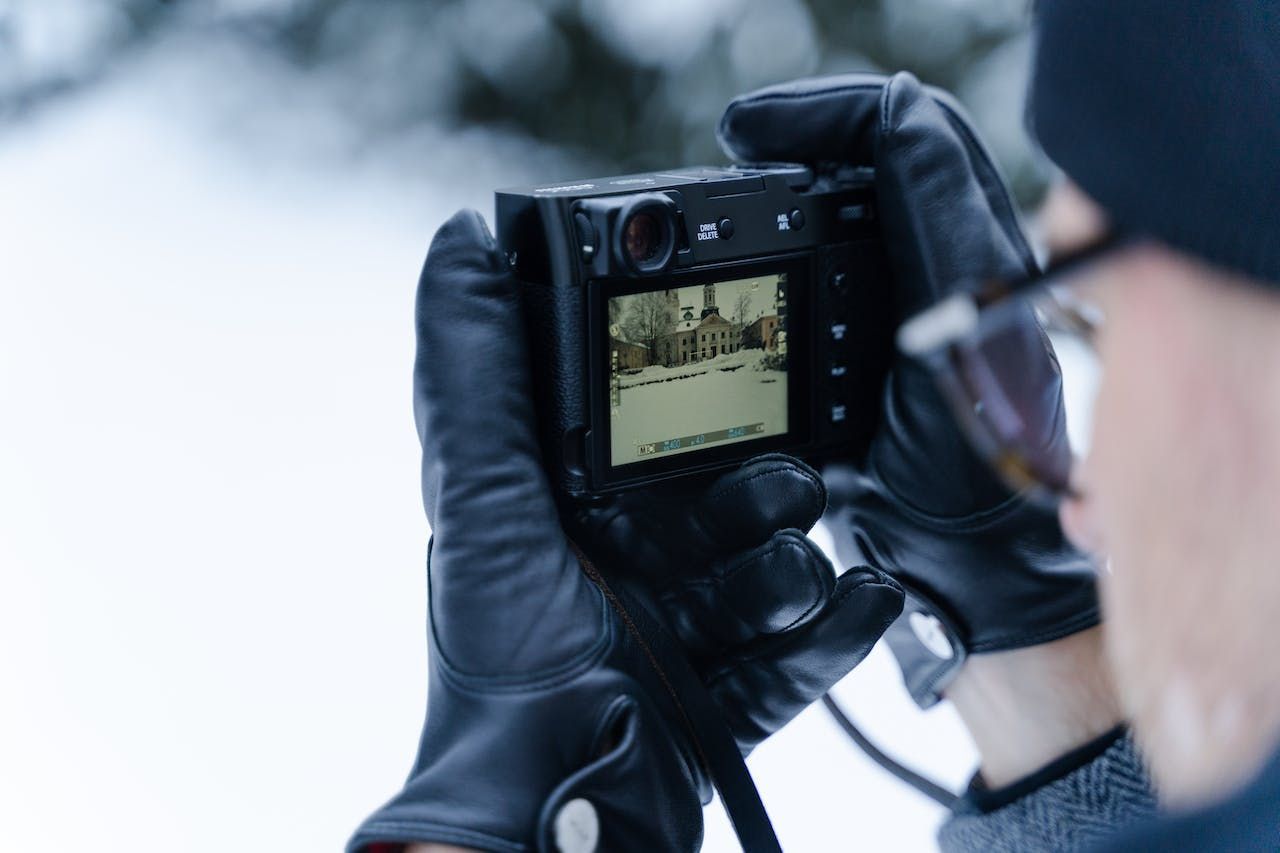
[896,231,1134,505]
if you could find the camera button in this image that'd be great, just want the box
[717,217,735,240]
[788,208,806,230]
[838,203,871,223]
[830,402,848,423]
[553,797,599,853]
[573,211,597,263]
[830,362,848,378]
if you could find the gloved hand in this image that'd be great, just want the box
[347,210,903,853]
[718,72,1100,708]
[571,465,901,755]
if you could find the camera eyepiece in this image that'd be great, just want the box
[624,212,663,264]
[615,194,676,275]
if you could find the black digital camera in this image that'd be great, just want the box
[496,164,893,500]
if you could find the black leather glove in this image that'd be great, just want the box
[347,210,903,852]
[571,466,901,755]
[718,72,1100,708]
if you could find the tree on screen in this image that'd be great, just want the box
[620,291,675,354]
[732,289,753,327]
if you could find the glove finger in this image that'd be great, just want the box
[705,565,903,752]
[416,210,562,538]
[416,210,592,675]
[874,71,1037,319]
[716,73,887,165]
[717,529,835,634]
[688,453,828,554]
[570,454,826,604]
[660,529,835,661]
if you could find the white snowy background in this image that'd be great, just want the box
[0,16,983,853]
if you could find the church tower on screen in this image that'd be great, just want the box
[701,283,718,319]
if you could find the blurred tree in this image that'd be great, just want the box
[0,0,174,121]
[0,0,1048,204]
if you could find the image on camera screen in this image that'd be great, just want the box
[607,273,789,466]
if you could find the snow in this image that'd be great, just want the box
[616,345,769,389]
[611,349,787,464]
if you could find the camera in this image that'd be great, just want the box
[497,164,893,499]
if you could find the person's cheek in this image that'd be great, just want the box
[1059,334,1111,559]
[1058,268,1132,565]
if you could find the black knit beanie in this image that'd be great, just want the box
[1029,0,1280,284]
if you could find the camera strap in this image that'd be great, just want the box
[572,543,783,853]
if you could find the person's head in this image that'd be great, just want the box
[909,0,1280,808]
[1029,0,1280,807]
[1033,0,1280,807]
[1039,181,1280,808]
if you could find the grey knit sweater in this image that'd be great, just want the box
[938,730,1158,852]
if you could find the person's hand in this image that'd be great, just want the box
[571,455,903,754]
[347,210,903,852]
[717,72,1099,707]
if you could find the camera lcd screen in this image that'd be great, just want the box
[606,273,789,467]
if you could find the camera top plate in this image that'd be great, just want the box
[499,165,814,200]
[497,164,876,286]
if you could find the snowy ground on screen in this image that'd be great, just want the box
[611,351,786,463]
[616,346,774,388]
